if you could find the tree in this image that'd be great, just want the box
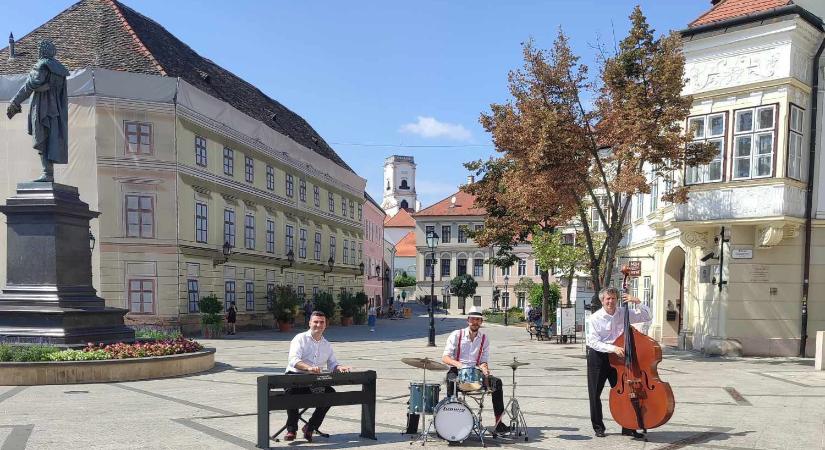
[450,274,478,315]
[470,7,717,309]
[532,229,589,311]
[528,282,560,323]
[394,271,416,288]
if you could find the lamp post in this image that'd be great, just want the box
[323,256,334,278]
[281,249,294,274]
[426,230,439,347]
[442,284,450,313]
[213,241,233,267]
[503,274,510,326]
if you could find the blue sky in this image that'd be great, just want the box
[2,0,710,208]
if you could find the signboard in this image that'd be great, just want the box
[627,260,642,277]
[556,307,576,335]
[731,247,753,259]
[750,264,770,283]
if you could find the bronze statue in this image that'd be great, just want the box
[6,40,69,182]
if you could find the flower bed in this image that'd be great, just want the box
[0,338,203,362]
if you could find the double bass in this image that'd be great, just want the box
[608,264,675,440]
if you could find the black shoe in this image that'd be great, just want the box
[622,429,645,439]
[594,430,606,438]
[495,422,511,433]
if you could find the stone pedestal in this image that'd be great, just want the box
[0,183,134,346]
[816,331,824,371]
[703,336,743,357]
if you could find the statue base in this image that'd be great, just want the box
[0,182,134,346]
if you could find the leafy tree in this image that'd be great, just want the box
[450,274,478,315]
[313,292,336,321]
[394,271,417,288]
[528,282,560,323]
[532,229,589,311]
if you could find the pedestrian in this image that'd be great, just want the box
[368,301,377,332]
[226,302,237,335]
[303,298,314,329]
[524,303,532,322]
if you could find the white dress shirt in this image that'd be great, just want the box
[586,304,651,354]
[443,327,490,367]
[286,330,339,373]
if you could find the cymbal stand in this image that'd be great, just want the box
[502,358,528,441]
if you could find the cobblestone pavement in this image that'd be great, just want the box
[1,305,824,449]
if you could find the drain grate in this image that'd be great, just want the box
[544,367,578,372]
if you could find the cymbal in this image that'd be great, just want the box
[401,357,449,371]
[507,360,530,369]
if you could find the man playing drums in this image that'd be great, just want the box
[441,307,510,433]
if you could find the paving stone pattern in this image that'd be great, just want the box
[0,305,823,449]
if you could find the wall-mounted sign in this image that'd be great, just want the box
[627,260,642,277]
[731,247,753,259]
[750,264,770,283]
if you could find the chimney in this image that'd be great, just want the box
[8,32,14,60]
[467,175,475,185]
[710,0,722,5]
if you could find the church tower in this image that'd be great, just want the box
[381,155,418,217]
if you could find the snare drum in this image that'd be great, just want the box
[457,367,483,392]
[433,398,475,443]
[408,382,440,414]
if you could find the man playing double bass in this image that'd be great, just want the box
[586,287,650,438]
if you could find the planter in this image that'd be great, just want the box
[277,320,293,332]
[0,349,215,385]
[341,316,354,326]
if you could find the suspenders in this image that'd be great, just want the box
[455,329,486,365]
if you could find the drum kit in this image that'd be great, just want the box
[400,356,529,446]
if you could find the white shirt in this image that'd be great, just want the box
[286,330,340,373]
[368,306,376,316]
[443,327,490,367]
[586,304,651,354]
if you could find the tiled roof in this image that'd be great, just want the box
[689,0,792,27]
[413,191,485,217]
[384,208,415,227]
[0,0,352,172]
[395,231,417,257]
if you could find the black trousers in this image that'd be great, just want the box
[446,367,505,417]
[586,348,635,434]
[284,372,335,433]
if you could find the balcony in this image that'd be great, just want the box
[674,183,804,222]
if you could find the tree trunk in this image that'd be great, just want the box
[540,269,551,324]
[566,265,574,307]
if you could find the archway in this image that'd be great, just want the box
[662,246,685,346]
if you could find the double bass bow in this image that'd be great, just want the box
[608,264,675,440]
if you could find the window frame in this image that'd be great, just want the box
[314,186,321,207]
[685,112,727,185]
[266,218,275,253]
[286,174,294,198]
[787,103,805,181]
[244,214,255,250]
[328,192,335,212]
[329,236,336,263]
[517,258,526,276]
[244,156,254,183]
[457,258,467,275]
[223,147,234,176]
[195,201,208,243]
[223,209,236,247]
[124,121,153,156]
[458,226,468,243]
[299,228,307,259]
[731,104,777,181]
[285,224,294,254]
[125,194,155,239]
[299,179,307,202]
[187,279,199,313]
[473,259,483,278]
[266,165,275,190]
[195,135,208,167]
[224,280,236,312]
[245,281,255,311]
[441,225,452,243]
[128,278,155,314]
[440,258,451,277]
[314,232,322,261]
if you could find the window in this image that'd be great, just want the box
[518,259,526,276]
[224,280,236,311]
[425,257,434,278]
[473,259,483,277]
[286,174,294,197]
[223,209,235,247]
[474,224,483,232]
[312,286,319,299]
[473,296,482,307]
[329,236,336,262]
[441,258,451,277]
[458,226,468,243]
[502,292,510,309]
[349,199,355,218]
[266,165,274,190]
[650,171,658,212]
[314,186,320,207]
[788,105,805,181]
[535,262,541,276]
[266,219,275,253]
[686,113,725,184]
[314,232,322,260]
[128,279,154,313]
[299,179,307,202]
[517,292,526,309]
[195,202,208,243]
[285,225,294,254]
[732,106,775,180]
[425,226,435,239]
[630,277,639,299]
[590,195,608,232]
[342,197,347,216]
[195,136,207,166]
[643,276,652,307]
[125,194,154,238]
[457,258,467,275]
[358,242,363,263]
[358,204,362,221]
[297,286,305,299]
[125,121,152,155]
[442,225,452,243]
[299,228,307,258]
[244,214,255,249]
[245,156,254,183]
[245,281,255,311]
[187,279,199,313]
[223,147,234,176]
[635,193,644,219]
[267,283,275,309]
[343,240,349,265]
[329,192,335,212]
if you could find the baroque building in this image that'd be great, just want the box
[0,0,365,333]
[381,155,419,216]
[617,0,825,356]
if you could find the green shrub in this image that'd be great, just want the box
[268,285,301,323]
[134,328,182,340]
[353,292,368,324]
[313,292,336,320]
[47,349,111,361]
[0,344,60,362]
[198,294,224,325]
[394,272,417,287]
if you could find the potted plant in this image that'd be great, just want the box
[338,292,357,326]
[198,294,224,338]
[314,292,336,324]
[353,292,368,325]
[268,286,300,332]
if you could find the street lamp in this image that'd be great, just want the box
[281,248,295,274]
[426,230,439,347]
[442,284,450,312]
[323,256,334,278]
[358,261,365,280]
[503,274,510,326]
[213,241,233,267]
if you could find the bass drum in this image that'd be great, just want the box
[433,398,475,443]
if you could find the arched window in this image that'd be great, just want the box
[400,199,409,210]
[400,178,409,189]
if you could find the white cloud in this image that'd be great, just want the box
[399,116,472,141]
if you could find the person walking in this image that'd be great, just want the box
[303,298,314,329]
[368,301,377,332]
[226,302,237,335]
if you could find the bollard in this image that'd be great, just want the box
[816,331,825,371]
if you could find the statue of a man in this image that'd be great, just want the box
[6,40,69,183]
